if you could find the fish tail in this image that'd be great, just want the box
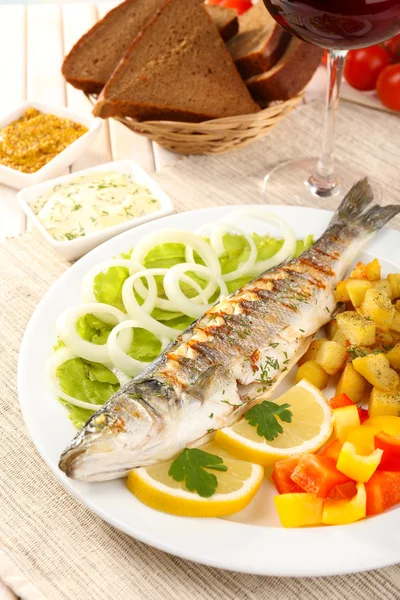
[330,178,400,233]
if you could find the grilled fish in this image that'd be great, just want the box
[59,179,400,481]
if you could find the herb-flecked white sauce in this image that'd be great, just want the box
[31,172,160,241]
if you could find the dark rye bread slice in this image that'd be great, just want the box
[227,2,290,79]
[62,0,165,94]
[206,4,238,42]
[93,0,260,122]
[246,37,323,102]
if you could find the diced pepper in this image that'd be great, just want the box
[375,432,400,471]
[346,425,377,455]
[271,457,303,494]
[291,454,350,498]
[363,416,400,436]
[358,408,370,424]
[320,439,342,461]
[274,493,324,528]
[329,393,354,410]
[329,481,358,500]
[365,470,400,515]
[333,405,360,443]
[322,482,366,525]
[337,442,383,482]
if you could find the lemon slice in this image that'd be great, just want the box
[127,442,264,517]
[215,380,333,465]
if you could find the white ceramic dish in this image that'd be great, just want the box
[18,205,400,577]
[18,159,175,261]
[0,100,101,190]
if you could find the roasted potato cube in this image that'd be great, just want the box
[366,259,381,281]
[337,311,376,346]
[395,300,400,313]
[335,281,350,302]
[369,387,400,417]
[388,274,400,300]
[315,340,347,375]
[349,262,369,280]
[298,339,324,366]
[332,328,349,347]
[353,353,399,392]
[326,319,338,340]
[295,360,329,390]
[361,289,395,331]
[349,260,381,281]
[391,312,400,333]
[336,363,366,404]
[346,279,372,308]
[373,329,395,351]
[371,279,393,299]
[386,344,400,370]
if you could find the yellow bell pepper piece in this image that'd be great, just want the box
[363,416,400,436]
[337,442,383,482]
[333,405,360,443]
[322,482,366,525]
[346,426,377,455]
[274,493,323,528]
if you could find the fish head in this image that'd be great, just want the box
[59,382,171,481]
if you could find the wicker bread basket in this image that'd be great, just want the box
[87,93,303,155]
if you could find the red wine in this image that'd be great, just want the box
[263,0,400,49]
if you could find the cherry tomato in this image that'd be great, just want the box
[344,46,392,91]
[220,0,253,14]
[377,63,400,111]
[206,0,225,4]
[383,33,400,61]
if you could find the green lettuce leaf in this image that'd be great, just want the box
[93,266,129,311]
[294,234,315,257]
[128,327,162,362]
[76,314,114,345]
[57,358,120,429]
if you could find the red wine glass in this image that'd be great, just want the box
[262,0,400,199]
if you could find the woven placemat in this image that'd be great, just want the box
[1,101,399,600]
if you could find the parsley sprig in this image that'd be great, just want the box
[245,401,293,441]
[168,448,228,498]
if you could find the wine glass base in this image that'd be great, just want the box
[263,158,380,204]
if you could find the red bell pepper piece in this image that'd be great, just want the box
[365,470,400,516]
[329,393,354,410]
[358,408,369,424]
[320,439,343,462]
[329,481,358,500]
[291,454,351,499]
[375,433,400,471]
[271,456,303,494]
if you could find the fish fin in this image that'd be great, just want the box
[330,178,400,233]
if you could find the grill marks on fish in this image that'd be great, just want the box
[58,179,400,482]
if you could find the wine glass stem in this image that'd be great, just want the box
[308,49,348,197]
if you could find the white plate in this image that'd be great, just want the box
[17,160,174,261]
[18,205,400,577]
